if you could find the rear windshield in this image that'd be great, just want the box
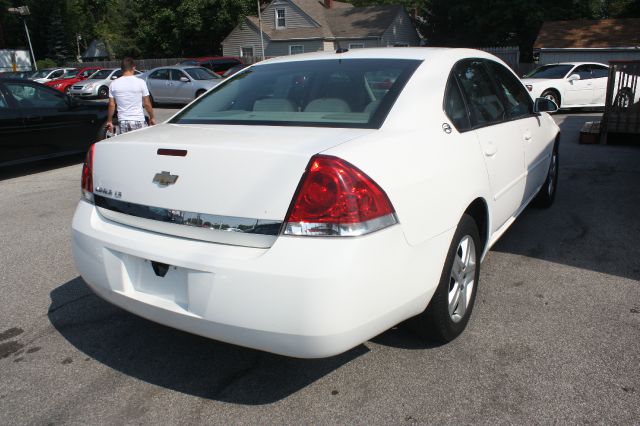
[524,65,573,79]
[171,59,421,129]
[185,68,220,80]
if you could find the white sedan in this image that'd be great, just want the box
[30,67,77,84]
[72,48,560,358]
[521,62,611,108]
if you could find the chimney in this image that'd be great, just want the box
[325,0,333,8]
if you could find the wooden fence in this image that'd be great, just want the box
[65,58,186,71]
[600,60,640,144]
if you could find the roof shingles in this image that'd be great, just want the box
[249,0,403,40]
[534,19,640,49]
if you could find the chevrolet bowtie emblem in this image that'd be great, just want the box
[153,171,179,186]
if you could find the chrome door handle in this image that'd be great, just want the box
[482,140,498,157]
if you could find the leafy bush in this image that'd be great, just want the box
[36,58,57,69]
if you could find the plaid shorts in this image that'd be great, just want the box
[117,120,148,134]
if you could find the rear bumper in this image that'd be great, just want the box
[72,200,452,358]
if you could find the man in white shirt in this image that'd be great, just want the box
[106,57,156,135]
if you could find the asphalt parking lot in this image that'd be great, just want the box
[0,111,638,424]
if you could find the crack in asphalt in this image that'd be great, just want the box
[47,293,95,315]
[210,354,266,399]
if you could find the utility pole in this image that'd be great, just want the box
[76,33,82,62]
[257,0,265,60]
[8,6,37,70]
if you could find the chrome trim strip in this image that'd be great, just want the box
[283,213,398,237]
[94,195,282,248]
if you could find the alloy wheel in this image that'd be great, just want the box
[448,235,476,323]
[547,150,558,196]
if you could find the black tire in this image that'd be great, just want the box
[149,94,157,107]
[195,90,206,99]
[409,214,481,343]
[541,89,560,110]
[534,141,559,208]
[98,86,109,99]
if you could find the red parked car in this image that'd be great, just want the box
[45,67,103,95]
[179,57,242,76]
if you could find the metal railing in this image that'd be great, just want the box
[600,60,640,144]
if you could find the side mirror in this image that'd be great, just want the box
[180,76,190,83]
[111,75,118,80]
[534,98,558,113]
[567,74,580,82]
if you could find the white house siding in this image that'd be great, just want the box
[381,10,420,46]
[222,20,266,58]
[540,49,640,64]
[266,40,325,56]
[262,0,317,30]
[335,38,381,50]
[323,40,335,52]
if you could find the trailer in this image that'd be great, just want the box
[0,49,33,72]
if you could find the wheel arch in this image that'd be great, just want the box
[542,87,562,107]
[464,198,490,257]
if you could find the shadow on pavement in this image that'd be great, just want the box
[492,114,640,281]
[48,277,369,405]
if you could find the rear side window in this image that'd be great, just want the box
[487,61,533,120]
[454,60,505,127]
[5,83,67,108]
[444,76,470,131]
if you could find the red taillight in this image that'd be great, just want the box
[81,144,95,203]
[284,155,397,236]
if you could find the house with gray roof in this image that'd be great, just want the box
[222,0,421,60]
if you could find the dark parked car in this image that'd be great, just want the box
[0,79,108,167]
[179,56,242,76]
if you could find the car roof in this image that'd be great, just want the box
[148,65,211,71]
[256,47,498,66]
[542,62,608,67]
[185,56,240,61]
[0,78,53,85]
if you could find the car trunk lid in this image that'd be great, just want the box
[91,123,373,248]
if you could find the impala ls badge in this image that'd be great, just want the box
[153,171,179,186]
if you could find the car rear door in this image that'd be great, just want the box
[590,64,609,105]
[455,59,526,232]
[3,81,96,155]
[487,60,552,202]
[169,69,193,103]
[147,69,171,102]
[564,65,594,106]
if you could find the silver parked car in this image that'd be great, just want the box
[69,68,143,99]
[139,66,223,105]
